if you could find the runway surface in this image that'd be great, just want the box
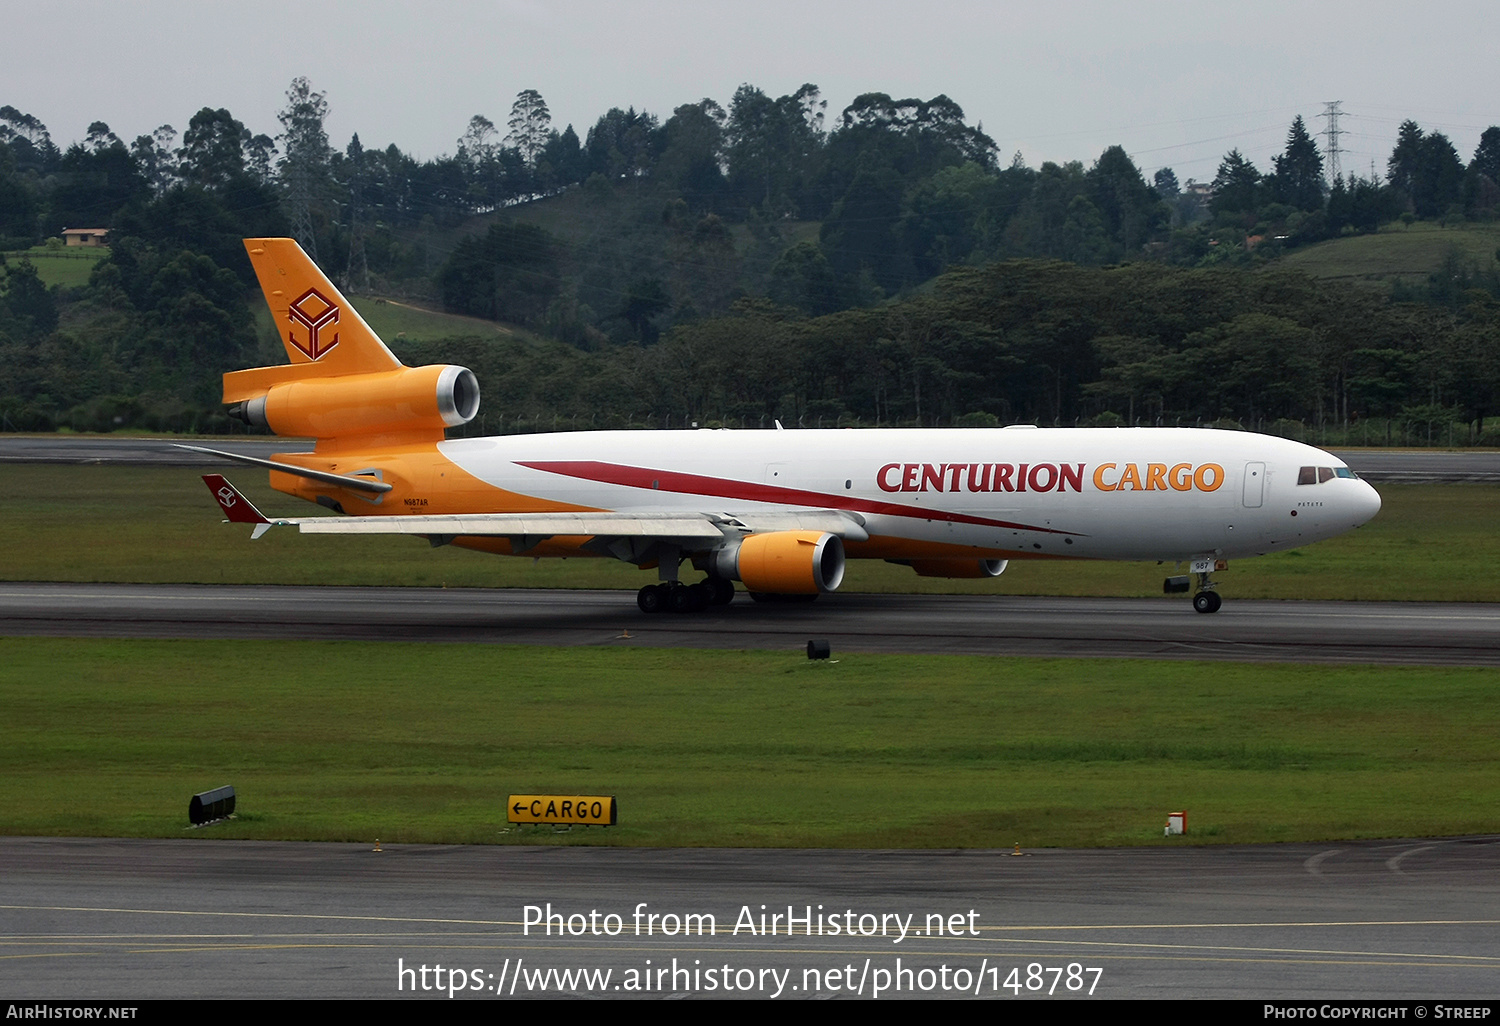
[2,835,1497,999]
[2,436,1498,482]
[3,583,1498,666]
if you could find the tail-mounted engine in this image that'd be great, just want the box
[229,364,479,440]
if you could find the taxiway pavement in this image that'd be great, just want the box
[2,583,1497,666]
[2,835,1496,999]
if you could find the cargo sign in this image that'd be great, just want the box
[508,794,617,826]
[875,461,1225,494]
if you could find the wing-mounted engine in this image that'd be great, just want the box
[903,558,1008,579]
[711,530,846,595]
[228,364,480,441]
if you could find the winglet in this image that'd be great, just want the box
[202,474,273,539]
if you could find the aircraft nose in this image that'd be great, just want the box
[1353,481,1382,526]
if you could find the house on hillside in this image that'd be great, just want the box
[62,228,109,247]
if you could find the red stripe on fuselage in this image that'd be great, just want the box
[515,460,1080,536]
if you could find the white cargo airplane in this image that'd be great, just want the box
[194,239,1382,614]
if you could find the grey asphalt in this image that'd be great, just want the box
[3,583,1498,666]
[2,836,1497,999]
[1,436,1497,482]
[0,436,313,465]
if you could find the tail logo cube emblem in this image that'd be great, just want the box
[287,287,340,360]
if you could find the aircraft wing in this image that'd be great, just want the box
[201,476,868,551]
[290,510,864,537]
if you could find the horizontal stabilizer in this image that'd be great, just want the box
[177,444,393,494]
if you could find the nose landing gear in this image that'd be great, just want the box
[1192,589,1222,614]
[1191,556,1224,614]
[1168,557,1225,613]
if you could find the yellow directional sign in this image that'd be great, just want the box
[508,794,617,826]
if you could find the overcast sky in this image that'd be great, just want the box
[10,1,1499,184]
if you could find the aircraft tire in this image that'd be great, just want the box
[705,578,735,606]
[637,584,668,614]
[670,583,708,613]
[1193,591,1222,614]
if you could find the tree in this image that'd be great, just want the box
[0,106,58,171]
[1464,129,1500,217]
[84,121,121,153]
[1153,167,1180,199]
[1417,132,1465,219]
[769,241,846,315]
[657,99,727,207]
[178,108,251,190]
[0,259,57,339]
[819,165,908,293]
[277,77,332,258]
[584,107,660,180]
[620,278,671,343]
[539,124,586,189]
[724,83,826,217]
[131,125,178,195]
[0,152,39,243]
[1087,145,1165,255]
[457,114,498,171]
[48,137,149,234]
[438,221,562,326]
[246,134,277,185]
[1210,149,1261,216]
[1472,127,1500,186]
[1270,116,1325,212]
[1387,120,1425,211]
[505,89,551,166]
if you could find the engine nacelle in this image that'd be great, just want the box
[713,531,845,595]
[905,558,1009,579]
[230,364,479,439]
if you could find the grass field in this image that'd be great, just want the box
[2,246,108,288]
[347,296,542,345]
[1278,221,1500,286]
[2,463,1496,600]
[3,639,1495,848]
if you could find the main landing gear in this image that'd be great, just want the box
[637,578,735,614]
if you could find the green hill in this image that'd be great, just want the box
[1278,221,1500,286]
[348,296,540,344]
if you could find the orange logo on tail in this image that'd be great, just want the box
[287,288,340,360]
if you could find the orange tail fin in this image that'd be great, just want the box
[225,239,401,401]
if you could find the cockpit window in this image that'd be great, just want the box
[1300,465,1352,484]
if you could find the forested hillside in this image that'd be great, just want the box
[2,80,1498,443]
